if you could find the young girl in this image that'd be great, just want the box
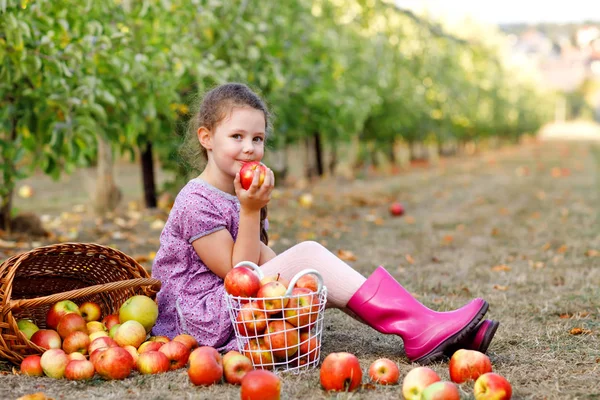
[151,83,499,363]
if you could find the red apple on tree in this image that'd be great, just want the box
[368,358,399,385]
[236,301,268,337]
[20,355,43,376]
[449,349,492,384]
[474,373,512,400]
[241,369,281,400]
[257,281,289,314]
[402,367,441,400]
[93,346,134,380]
[158,340,190,370]
[46,300,81,330]
[421,381,461,400]
[30,329,62,350]
[223,350,253,385]
[224,266,261,298]
[188,346,223,386]
[137,350,170,375]
[239,161,267,190]
[320,352,362,392]
[65,359,95,380]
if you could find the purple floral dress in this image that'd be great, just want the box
[151,178,240,352]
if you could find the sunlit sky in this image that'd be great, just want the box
[395,1,600,25]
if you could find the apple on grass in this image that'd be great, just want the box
[368,358,399,385]
[224,267,261,298]
[79,301,102,322]
[62,331,91,354]
[137,350,170,375]
[402,366,441,400]
[264,320,299,359]
[257,281,289,314]
[173,333,198,350]
[449,349,493,384]
[239,161,267,190]
[158,340,190,370]
[30,329,62,350]
[40,349,69,379]
[17,319,39,340]
[188,346,223,386]
[241,370,281,400]
[319,352,362,392]
[474,373,512,400]
[65,359,95,380]
[236,301,268,337]
[57,313,88,339]
[119,295,159,334]
[223,350,253,385]
[283,287,319,328]
[122,345,139,370]
[421,381,460,400]
[113,320,147,348]
[46,300,81,330]
[93,346,134,380]
[389,202,405,217]
[20,355,43,377]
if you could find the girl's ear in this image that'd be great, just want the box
[197,127,212,150]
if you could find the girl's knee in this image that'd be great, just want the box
[293,241,326,253]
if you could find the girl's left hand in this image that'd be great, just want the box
[234,167,275,212]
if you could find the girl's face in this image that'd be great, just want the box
[205,106,266,179]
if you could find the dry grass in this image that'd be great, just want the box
[2,140,600,399]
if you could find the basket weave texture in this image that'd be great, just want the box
[0,242,161,364]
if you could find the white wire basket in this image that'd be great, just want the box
[224,261,328,374]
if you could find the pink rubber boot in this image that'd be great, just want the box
[445,319,499,356]
[346,266,488,364]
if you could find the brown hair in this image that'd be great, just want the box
[180,83,272,245]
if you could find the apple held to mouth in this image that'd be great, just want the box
[239,161,267,190]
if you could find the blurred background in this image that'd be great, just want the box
[1,0,599,235]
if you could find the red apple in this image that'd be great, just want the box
[20,355,43,376]
[30,329,62,350]
[474,373,512,400]
[295,331,320,366]
[239,161,267,190]
[242,338,274,369]
[46,300,81,330]
[79,301,102,322]
[173,333,198,351]
[119,294,159,334]
[240,369,281,400]
[101,314,120,330]
[188,346,223,386]
[94,346,134,380]
[368,358,399,385]
[40,348,69,379]
[224,266,261,298]
[62,330,91,354]
[260,273,289,288]
[283,287,319,328]
[138,340,164,354]
[137,350,170,375]
[57,313,88,339]
[236,301,268,337]
[88,336,118,354]
[449,349,493,384]
[68,352,86,362]
[402,367,441,400]
[264,320,299,359]
[223,351,253,385]
[86,321,107,334]
[256,281,289,314]
[89,348,105,366]
[421,381,461,400]
[294,274,318,293]
[389,202,405,217]
[65,359,95,380]
[122,345,139,370]
[113,320,147,348]
[158,340,190,370]
[89,331,109,342]
[17,319,40,340]
[149,335,170,344]
[320,352,362,392]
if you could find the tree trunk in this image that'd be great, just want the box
[328,144,338,175]
[94,136,122,215]
[0,115,18,232]
[140,142,157,208]
[313,132,324,176]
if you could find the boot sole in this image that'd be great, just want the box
[476,320,499,354]
[412,301,489,364]
[442,319,500,356]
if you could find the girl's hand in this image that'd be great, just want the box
[234,167,275,212]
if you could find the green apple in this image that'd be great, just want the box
[119,295,158,333]
[17,319,40,340]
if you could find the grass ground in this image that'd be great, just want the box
[2,139,599,399]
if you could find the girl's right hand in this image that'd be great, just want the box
[234,167,275,212]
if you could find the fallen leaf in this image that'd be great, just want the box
[585,249,599,257]
[569,327,592,335]
[556,245,568,254]
[405,254,415,264]
[490,227,500,236]
[442,235,454,245]
[491,264,511,272]
[541,242,551,251]
[404,216,416,224]
[0,239,17,248]
[337,249,357,261]
[16,393,54,400]
[493,284,509,291]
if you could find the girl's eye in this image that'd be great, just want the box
[232,134,242,140]
[253,136,264,143]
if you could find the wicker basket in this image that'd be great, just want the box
[0,242,161,365]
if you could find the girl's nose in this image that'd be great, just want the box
[243,139,255,153]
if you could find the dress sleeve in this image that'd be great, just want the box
[178,193,228,243]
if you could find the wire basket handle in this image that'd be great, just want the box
[285,269,325,296]
[232,261,265,279]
